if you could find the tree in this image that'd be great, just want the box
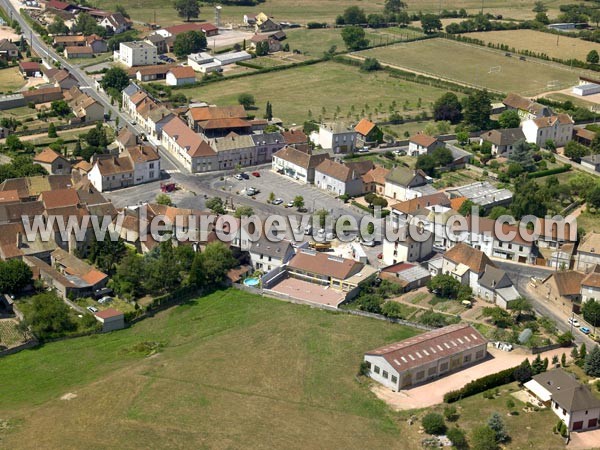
[585,346,600,377]
[535,12,550,24]
[0,259,32,294]
[342,6,366,24]
[111,251,145,300]
[587,50,599,65]
[100,67,129,92]
[422,413,446,435]
[293,195,305,209]
[384,0,406,14]
[513,358,532,383]
[47,122,57,138]
[488,206,510,220]
[431,146,453,167]
[173,30,206,58]
[115,4,130,18]
[234,205,254,218]
[447,428,468,450]
[361,57,381,72]
[341,26,369,51]
[591,10,600,28]
[498,110,520,129]
[206,197,225,214]
[443,405,459,422]
[458,199,480,217]
[507,296,532,322]
[471,426,498,450]
[433,92,463,124]
[25,292,75,340]
[582,299,600,327]
[189,242,236,288]
[456,131,470,145]
[580,343,587,361]
[488,412,509,443]
[511,178,547,219]
[421,14,442,34]
[532,1,547,12]
[415,154,437,176]
[561,352,567,367]
[173,0,200,22]
[367,14,386,28]
[315,208,328,228]
[73,12,104,36]
[463,90,492,130]
[51,100,70,117]
[48,17,69,35]
[156,193,173,206]
[264,101,273,120]
[557,331,574,347]
[586,185,600,209]
[143,240,182,294]
[238,93,255,109]
[427,274,462,299]
[482,306,513,328]
[564,141,589,161]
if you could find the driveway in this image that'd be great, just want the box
[372,346,567,410]
[568,428,600,449]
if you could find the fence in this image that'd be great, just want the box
[0,339,38,357]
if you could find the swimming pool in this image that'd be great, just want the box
[243,278,260,287]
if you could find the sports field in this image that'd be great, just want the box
[0,289,420,449]
[96,0,565,27]
[177,61,458,125]
[467,29,600,62]
[359,38,583,95]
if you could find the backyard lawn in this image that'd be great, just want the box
[0,289,419,449]
[177,60,460,125]
[358,38,586,95]
[0,66,26,94]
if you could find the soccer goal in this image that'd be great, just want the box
[488,66,501,74]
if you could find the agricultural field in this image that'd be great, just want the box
[544,92,600,110]
[0,319,30,348]
[467,29,600,62]
[358,38,585,95]
[97,0,565,27]
[0,289,420,449]
[0,66,26,94]
[177,60,459,125]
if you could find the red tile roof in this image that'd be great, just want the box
[164,22,218,35]
[95,308,123,319]
[19,61,40,71]
[162,116,216,158]
[410,133,438,147]
[34,147,64,164]
[287,250,364,280]
[40,188,80,209]
[168,66,195,79]
[354,118,376,136]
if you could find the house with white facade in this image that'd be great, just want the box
[99,13,130,35]
[310,122,356,153]
[525,369,600,432]
[438,243,494,290]
[122,145,160,185]
[272,146,330,184]
[161,116,217,173]
[364,324,487,391]
[476,265,520,309]
[384,167,434,201]
[580,267,600,303]
[314,159,370,196]
[115,41,158,68]
[522,114,574,147]
[479,128,526,156]
[382,225,434,266]
[246,237,295,272]
[408,134,444,156]
[166,66,196,86]
[576,232,600,272]
[503,93,553,121]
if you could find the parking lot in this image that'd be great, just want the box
[212,167,365,222]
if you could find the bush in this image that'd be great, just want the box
[307,22,327,29]
[444,366,519,403]
[447,427,468,450]
[443,405,459,422]
[422,412,447,435]
[526,164,571,179]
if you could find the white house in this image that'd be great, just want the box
[122,145,161,185]
[576,232,600,272]
[525,369,600,432]
[99,13,130,35]
[382,225,434,266]
[476,265,520,309]
[166,66,196,86]
[310,122,356,153]
[384,167,433,201]
[408,134,444,156]
[272,146,330,184]
[115,41,158,68]
[161,116,217,173]
[479,128,526,156]
[245,237,295,272]
[522,114,574,147]
[581,268,600,303]
[438,243,494,290]
[313,159,368,196]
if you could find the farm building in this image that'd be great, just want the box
[94,308,125,332]
[364,323,488,391]
[572,84,600,96]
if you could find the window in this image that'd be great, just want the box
[440,362,449,372]
[374,366,380,374]
[365,361,371,369]
[382,370,388,379]
[416,371,424,380]
[464,354,471,363]
[391,375,398,384]
[476,350,484,359]
[428,367,436,376]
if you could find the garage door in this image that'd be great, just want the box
[588,418,598,428]
[573,421,584,431]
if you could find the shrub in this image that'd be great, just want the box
[443,405,459,421]
[422,412,447,435]
[447,427,468,449]
[444,366,518,403]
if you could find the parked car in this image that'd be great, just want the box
[272,198,283,205]
[252,171,260,177]
[358,147,369,153]
[98,296,113,305]
[581,326,591,335]
[240,172,250,180]
[361,239,376,247]
[234,174,243,180]
[87,306,98,313]
[304,224,312,235]
[246,187,256,196]
[568,317,580,327]
[286,201,294,208]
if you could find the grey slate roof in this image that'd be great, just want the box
[533,368,600,412]
[478,265,513,290]
[251,132,284,146]
[385,167,427,187]
[248,237,293,259]
[480,128,526,146]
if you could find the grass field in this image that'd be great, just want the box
[358,38,584,95]
[0,289,420,449]
[544,92,600,110]
[95,0,565,27]
[0,66,26,94]
[467,30,600,62]
[177,61,458,125]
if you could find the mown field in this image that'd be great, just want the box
[177,60,458,126]
[0,289,420,449]
[467,29,600,62]
[358,38,583,95]
[0,66,26,94]
[96,0,565,26]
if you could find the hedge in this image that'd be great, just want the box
[443,365,518,403]
[350,200,391,217]
[526,164,571,179]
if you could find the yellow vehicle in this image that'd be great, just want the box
[309,241,331,251]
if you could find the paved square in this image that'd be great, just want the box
[268,277,346,308]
